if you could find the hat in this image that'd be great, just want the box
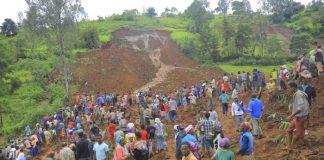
[220,137,230,148]
[115,135,124,143]
[127,123,134,129]
[155,118,161,124]
[184,125,193,133]
[173,125,179,131]
[241,122,250,130]
[301,70,311,78]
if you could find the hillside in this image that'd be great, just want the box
[1,2,324,157]
[47,29,324,160]
[71,29,218,94]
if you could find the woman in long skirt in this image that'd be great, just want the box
[154,118,166,153]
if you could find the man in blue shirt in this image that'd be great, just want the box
[237,122,254,158]
[243,93,264,139]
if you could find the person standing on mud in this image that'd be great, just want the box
[237,122,254,159]
[286,82,310,150]
[279,65,289,90]
[76,132,91,160]
[169,97,178,123]
[198,112,217,158]
[219,91,229,116]
[243,93,264,139]
[298,70,316,135]
[232,98,244,132]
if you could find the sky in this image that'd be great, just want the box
[0,0,312,22]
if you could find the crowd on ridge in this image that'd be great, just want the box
[0,44,322,160]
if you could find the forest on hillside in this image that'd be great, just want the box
[0,0,324,138]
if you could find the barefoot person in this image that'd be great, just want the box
[286,82,310,150]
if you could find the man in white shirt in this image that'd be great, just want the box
[223,73,229,82]
[231,98,244,132]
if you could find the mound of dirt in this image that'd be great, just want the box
[72,48,157,94]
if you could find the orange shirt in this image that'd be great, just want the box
[140,129,148,140]
[217,80,223,88]
[223,82,229,92]
[68,121,75,128]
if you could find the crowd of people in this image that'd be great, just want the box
[1,44,322,160]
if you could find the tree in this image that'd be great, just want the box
[216,0,230,16]
[289,33,312,55]
[145,7,157,17]
[200,24,219,62]
[184,0,211,33]
[0,19,18,37]
[21,5,44,54]
[25,0,85,98]
[235,23,253,55]
[261,0,304,23]
[161,7,178,17]
[232,0,252,16]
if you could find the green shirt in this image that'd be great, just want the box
[214,149,235,160]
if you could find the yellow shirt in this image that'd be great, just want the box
[271,71,277,80]
[268,82,275,89]
[182,152,197,160]
[206,88,212,99]
[125,133,137,143]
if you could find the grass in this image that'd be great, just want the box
[79,16,189,43]
[205,63,294,79]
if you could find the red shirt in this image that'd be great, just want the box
[108,123,116,134]
[163,104,169,112]
[140,129,148,140]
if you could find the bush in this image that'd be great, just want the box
[15,83,44,101]
[48,83,66,103]
[81,27,100,49]
[289,33,312,55]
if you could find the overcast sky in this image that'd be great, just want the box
[0,0,312,22]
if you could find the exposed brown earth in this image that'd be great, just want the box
[37,29,324,160]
